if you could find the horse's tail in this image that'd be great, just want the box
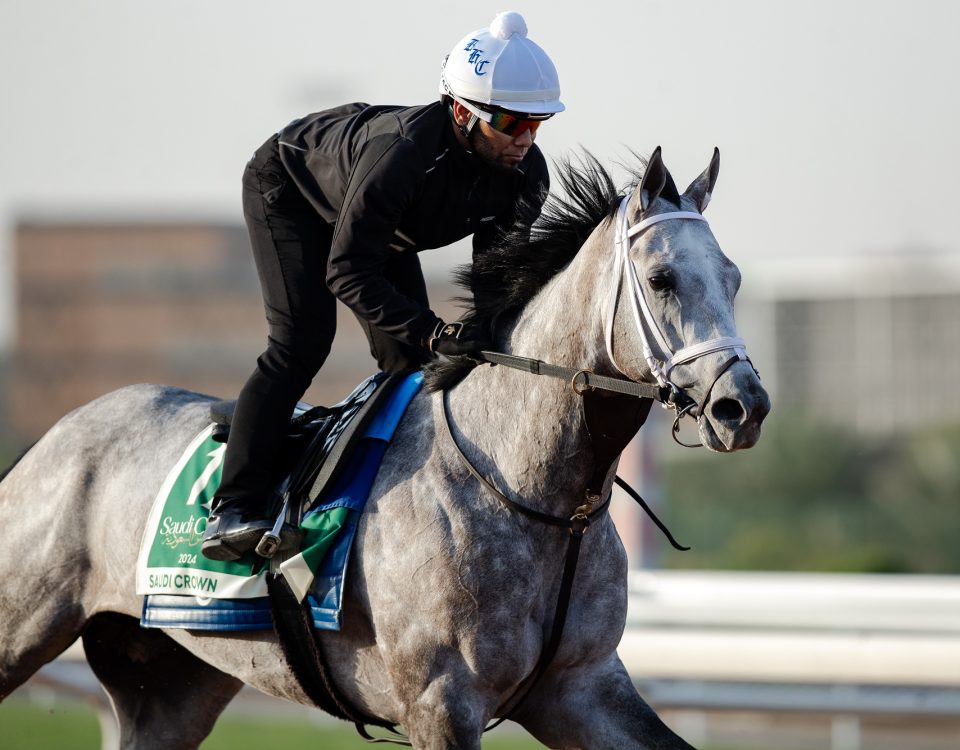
[0,443,35,485]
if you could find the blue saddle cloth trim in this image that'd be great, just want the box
[141,371,421,631]
[364,370,423,441]
[312,438,388,514]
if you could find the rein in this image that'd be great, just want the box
[478,349,723,449]
[479,350,667,401]
[440,387,608,733]
[440,383,688,735]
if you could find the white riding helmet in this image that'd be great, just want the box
[439,11,564,116]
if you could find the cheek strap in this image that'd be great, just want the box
[605,197,709,385]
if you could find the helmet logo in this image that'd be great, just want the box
[463,39,490,76]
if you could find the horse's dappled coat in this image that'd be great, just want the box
[0,148,767,750]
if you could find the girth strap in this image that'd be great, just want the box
[267,575,402,738]
[440,390,607,730]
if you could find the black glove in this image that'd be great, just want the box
[426,320,491,357]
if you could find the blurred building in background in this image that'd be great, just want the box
[6,219,463,440]
[736,251,960,434]
[10,221,262,437]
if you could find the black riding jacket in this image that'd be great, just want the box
[277,101,549,346]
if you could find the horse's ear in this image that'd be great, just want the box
[638,146,667,212]
[684,147,720,213]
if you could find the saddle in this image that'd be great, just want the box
[138,369,422,634]
[209,371,405,531]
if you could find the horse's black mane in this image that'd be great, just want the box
[423,150,658,391]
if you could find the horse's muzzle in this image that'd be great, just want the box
[699,361,771,452]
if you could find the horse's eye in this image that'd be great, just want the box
[648,273,674,292]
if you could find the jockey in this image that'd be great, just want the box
[202,12,565,561]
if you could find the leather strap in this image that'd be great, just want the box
[267,575,400,735]
[441,391,612,529]
[582,392,688,551]
[441,388,690,730]
[581,390,652,496]
[479,351,668,402]
[484,516,589,731]
[440,390,608,729]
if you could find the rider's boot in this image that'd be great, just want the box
[201,497,274,562]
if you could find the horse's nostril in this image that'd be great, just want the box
[711,398,744,424]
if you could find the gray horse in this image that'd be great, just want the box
[0,148,769,749]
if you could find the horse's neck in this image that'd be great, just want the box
[446,229,613,514]
[509,228,611,372]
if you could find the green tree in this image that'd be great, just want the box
[661,416,960,573]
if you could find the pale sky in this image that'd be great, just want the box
[1,0,958,348]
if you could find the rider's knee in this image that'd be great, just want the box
[258,337,331,385]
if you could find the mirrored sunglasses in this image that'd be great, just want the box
[486,109,547,137]
[458,99,552,137]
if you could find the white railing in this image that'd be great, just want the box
[619,570,960,686]
[618,571,960,750]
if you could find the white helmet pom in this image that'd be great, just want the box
[490,11,528,40]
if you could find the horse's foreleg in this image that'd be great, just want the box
[394,672,488,750]
[82,613,243,750]
[511,656,696,750]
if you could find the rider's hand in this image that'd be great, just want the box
[426,320,492,358]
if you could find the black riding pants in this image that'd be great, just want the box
[216,136,429,505]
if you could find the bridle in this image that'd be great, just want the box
[605,195,752,446]
[473,198,757,448]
